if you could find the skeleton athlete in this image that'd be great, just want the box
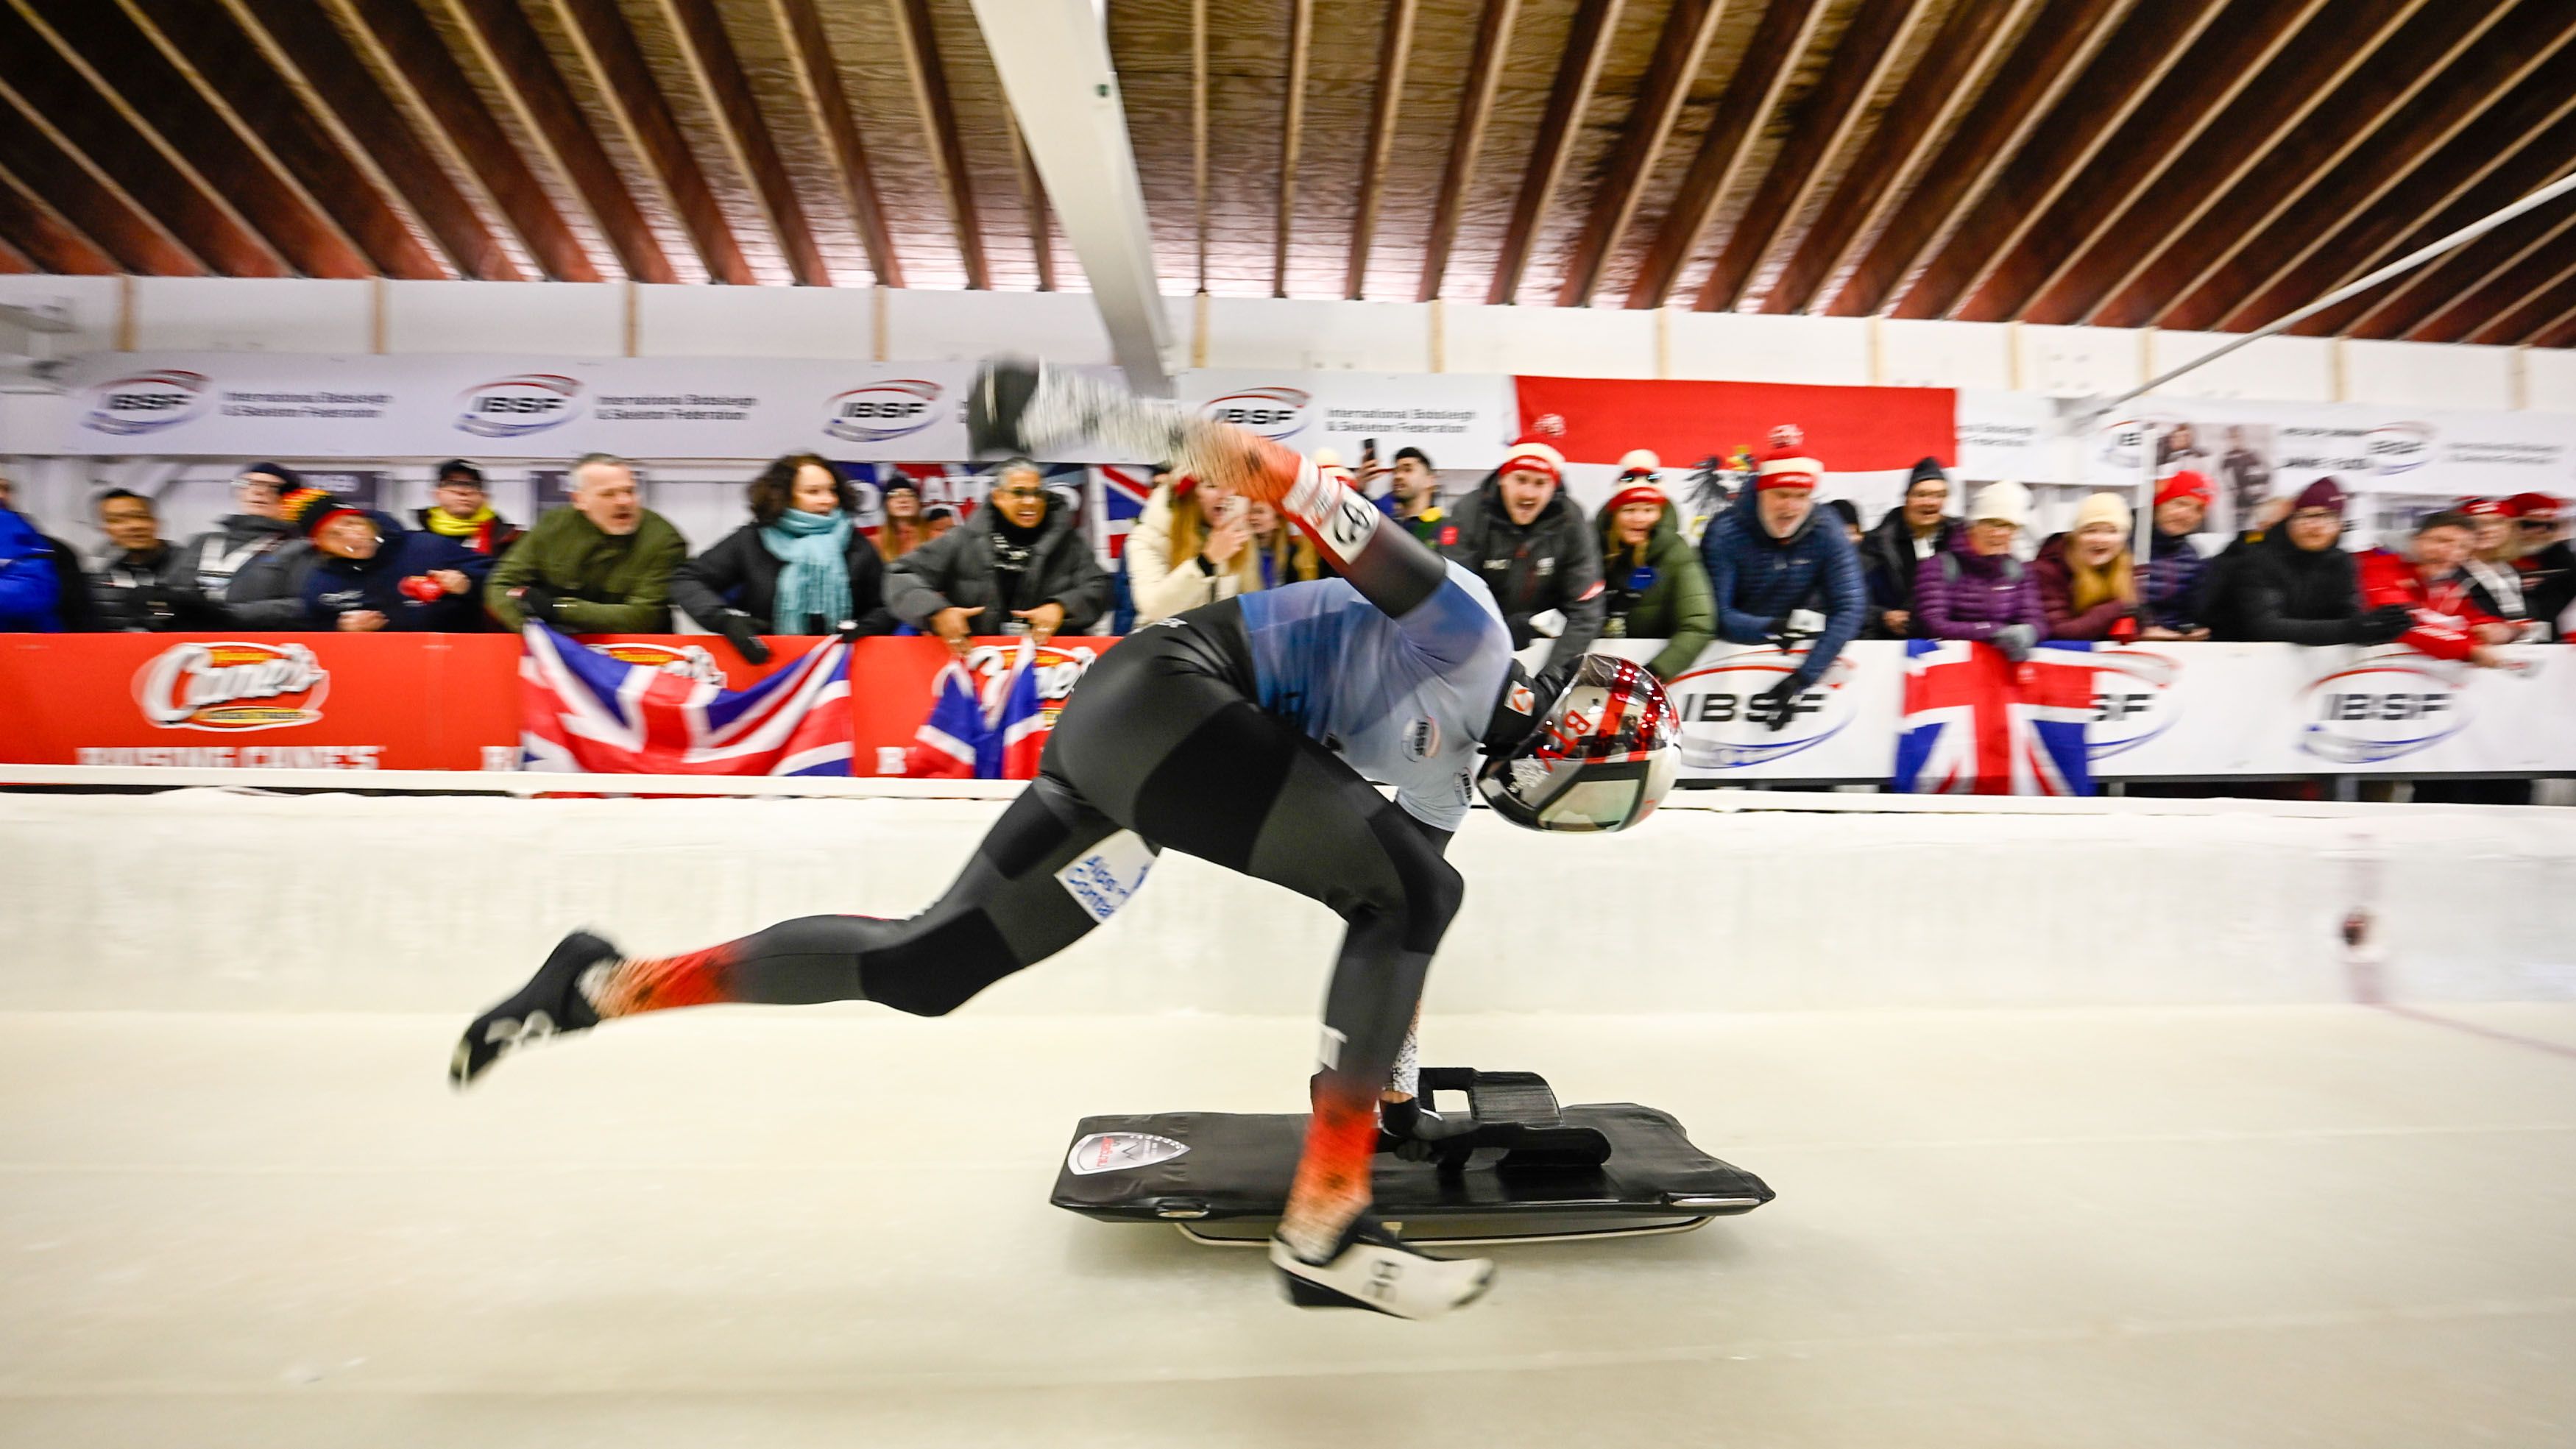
[453,361,1681,1319]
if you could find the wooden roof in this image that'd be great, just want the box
[0,0,2569,344]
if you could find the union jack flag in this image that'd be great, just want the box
[520,624,853,776]
[1892,640,2097,796]
[1090,464,1158,564]
[904,636,1047,779]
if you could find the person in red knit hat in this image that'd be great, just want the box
[1438,435,1603,687]
[1694,425,1865,729]
[2354,510,2513,667]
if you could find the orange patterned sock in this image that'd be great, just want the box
[1278,1081,1380,1262]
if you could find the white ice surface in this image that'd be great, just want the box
[4,1006,2574,1448]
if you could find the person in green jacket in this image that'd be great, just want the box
[486,453,689,633]
[1594,453,1716,680]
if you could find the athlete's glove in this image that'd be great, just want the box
[1752,673,1809,733]
[1378,1096,1478,1163]
[715,609,772,664]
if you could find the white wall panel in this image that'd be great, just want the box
[2527,347,2576,413]
[1202,296,1431,372]
[132,277,369,353]
[0,274,122,356]
[1879,319,2013,390]
[2020,324,2142,399]
[2145,330,2336,402]
[1666,311,1872,385]
[2344,339,2518,411]
[386,280,623,356]
[1444,302,1659,378]
[635,283,872,358]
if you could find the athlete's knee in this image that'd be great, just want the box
[1346,810,1464,950]
[856,909,1027,1017]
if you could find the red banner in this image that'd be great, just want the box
[0,632,1119,775]
[1513,375,1956,472]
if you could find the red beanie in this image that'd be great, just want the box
[1755,445,1821,493]
[2155,470,2212,509]
[1605,483,1669,515]
[2458,496,2505,519]
[2504,492,2563,522]
[283,486,365,540]
[1498,439,1563,482]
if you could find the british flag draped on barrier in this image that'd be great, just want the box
[905,637,1047,780]
[520,624,854,776]
[1892,640,2098,796]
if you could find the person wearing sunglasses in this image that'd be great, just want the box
[883,458,1110,654]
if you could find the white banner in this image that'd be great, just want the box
[1588,640,2573,782]
[38,353,1142,464]
[1174,369,1518,471]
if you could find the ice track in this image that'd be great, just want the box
[4,1005,2574,1448]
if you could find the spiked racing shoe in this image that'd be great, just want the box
[1271,1214,1496,1320]
[449,930,618,1089]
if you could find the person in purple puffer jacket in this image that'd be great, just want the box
[1914,481,2047,661]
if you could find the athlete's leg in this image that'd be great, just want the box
[450,777,1135,1084]
[1047,662,1465,1263]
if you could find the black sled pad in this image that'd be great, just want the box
[1051,1069,1773,1245]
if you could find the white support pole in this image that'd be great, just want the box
[969,0,1176,393]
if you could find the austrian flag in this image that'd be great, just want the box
[519,624,853,776]
[1892,640,2097,796]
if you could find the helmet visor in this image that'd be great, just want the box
[1538,777,1643,832]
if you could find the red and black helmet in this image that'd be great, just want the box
[1476,655,1680,833]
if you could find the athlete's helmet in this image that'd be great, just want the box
[1476,655,1680,833]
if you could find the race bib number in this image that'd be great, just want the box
[1055,829,1156,924]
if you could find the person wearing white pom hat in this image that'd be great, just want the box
[1595,450,1714,679]
[1438,435,1604,688]
[1914,480,2049,661]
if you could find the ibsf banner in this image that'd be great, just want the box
[43,354,1138,464]
[1175,370,1520,472]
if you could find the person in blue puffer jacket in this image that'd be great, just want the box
[285,487,491,631]
[1697,431,1865,731]
[0,503,63,631]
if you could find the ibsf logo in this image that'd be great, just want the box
[81,369,210,436]
[133,641,329,731]
[825,378,943,444]
[2297,652,2470,764]
[2362,421,2434,477]
[1197,386,1310,441]
[2099,414,2187,470]
[965,642,1098,725]
[594,642,729,687]
[456,373,582,439]
[1663,648,1858,768]
[2085,648,2183,759]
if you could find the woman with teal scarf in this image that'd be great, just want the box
[672,453,895,664]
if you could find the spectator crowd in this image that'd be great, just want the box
[2,440,2569,699]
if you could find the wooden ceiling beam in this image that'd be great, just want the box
[1345,0,1418,300]
[1697,0,1918,312]
[888,0,986,288]
[2525,295,2576,350]
[1760,0,2030,316]
[1887,0,2226,320]
[2342,138,2576,340]
[1555,0,1723,308]
[1192,0,1207,291]
[333,0,599,282]
[2093,0,2508,328]
[0,6,283,277]
[1418,0,1518,303]
[445,0,674,284]
[0,231,30,274]
[658,0,829,286]
[2216,27,2576,336]
[2472,256,2576,347]
[24,0,371,280]
[1487,0,1621,306]
[1825,0,2131,317]
[230,0,523,280]
[0,163,121,274]
[0,98,199,274]
[1948,0,2326,324]
[1275,0,1312,297]
[121,0,447,279]
[553,0,753,285]
[769,0,901,287]
[2405,199,2576,344]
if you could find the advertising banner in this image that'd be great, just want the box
[42,355,1138,465]
[2,632,2565,784]
[1173,370,1518,470]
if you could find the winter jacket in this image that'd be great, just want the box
[1698,500,1866,684]
[485,505,689,633]
[1914,546,2046,642]
[2142,526,2209,632]
[0,508,61,631]
[1858,507,1960,637]
[1125,483,1264,623]
[884,497,1111,637]
[1375,493,1448,545]
[670,521,895,636]
[2356,548,2502,662]
[2204,529,2371,645]
[2516,540,2575,639]
[1594,497,1715,679]
[410,506,525,557]
[2031,534,2134,642]
[88,542,229,632]
[2459,556,2527,628]
[1441,478,1604,679]
[302,517,494,631]
[171,514,313,628]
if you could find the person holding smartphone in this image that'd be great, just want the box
[1125,467,1264,623]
